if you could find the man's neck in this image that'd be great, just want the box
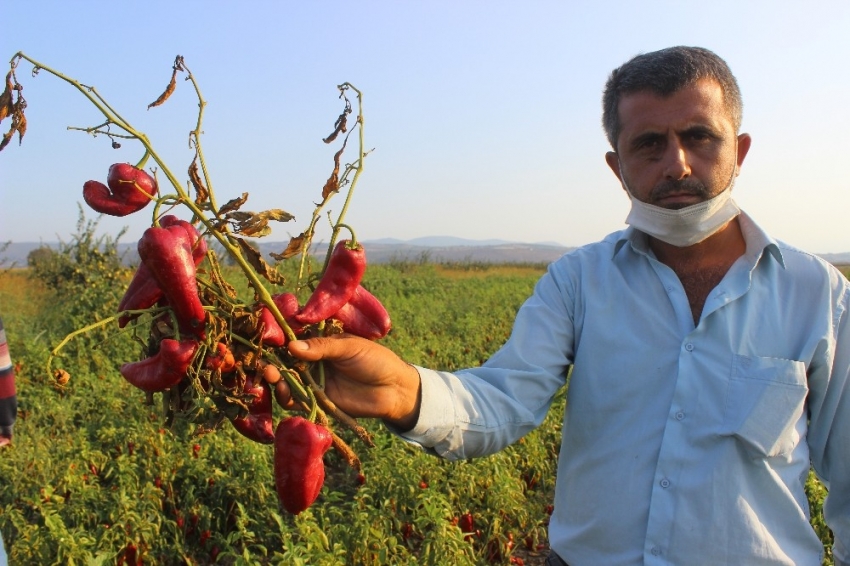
[649,217,746,270]
[648,218,747,324]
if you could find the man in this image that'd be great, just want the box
[284,47,850,565]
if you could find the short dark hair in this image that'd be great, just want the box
[602,46,743,149]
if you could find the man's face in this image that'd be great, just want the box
[605,79,751,209]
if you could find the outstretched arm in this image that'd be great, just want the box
[285,334,422,431]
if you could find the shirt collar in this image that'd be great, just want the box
[613,211,785,269]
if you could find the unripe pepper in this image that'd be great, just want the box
[120,338,197,392]
[333,285,391,340]
[295,240,366,324]
[138,225,206,336]
[118,216,206,328]
[82,163,157,217]
[273,416,333,514]
[230,376,274,444]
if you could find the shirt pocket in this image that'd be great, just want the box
[720,354,808,458]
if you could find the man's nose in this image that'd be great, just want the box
[662,138,691,180]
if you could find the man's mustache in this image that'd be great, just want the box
[649,179,711,204]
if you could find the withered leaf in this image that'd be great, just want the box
[322,111,348,144]
[322,137,348,200]
[219,193,249,215]
[0,124,13,152]
[228,209,294,238]
[189,158,209,205]
[0,72,13,123]
[16,113,26,144]
[235,237,286,286]
[269,232,307,261]
[148,67,177,109]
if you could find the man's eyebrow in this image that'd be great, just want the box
[678,124,722,138]
[629,131,665,149]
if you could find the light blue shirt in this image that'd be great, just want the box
[402,213,850,565]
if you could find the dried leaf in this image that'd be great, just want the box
[235,237,286,286]
[0,125,13,152]
[148,56,184,109]
[148,67,177,109]
[270,233,306,261]
[16,113,26,144]
[322,111,348,144]
[228,209,294,238]
[189,158,209,205]
[0,72,13,123]
[219,193,249,215]
[322,138,348,200]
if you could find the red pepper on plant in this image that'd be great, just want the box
[118,216,206,328]
[273,416,333,514]
[82,163,157,217]
[295,239,366,324]
[138,225,206,336]
[229,375,274,444]
[119,338,198,392]
[333,284,391,340]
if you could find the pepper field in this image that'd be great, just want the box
[0,229,840,565]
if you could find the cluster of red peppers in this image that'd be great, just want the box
[78,164,390,516]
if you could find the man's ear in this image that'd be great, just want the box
[605,151,626,192]
[736,133,752,173]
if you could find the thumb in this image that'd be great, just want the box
[287,334,362,362]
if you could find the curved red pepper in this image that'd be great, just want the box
[138,225,206,336]
[273,416,333,514]
[230,377,274,444]
[82,163,157,217]
[256,305,285,347]
[272,293,306,336]
[118,216,206,328]
[295,240,366,324]
[119,338,197,392]
[333,285,391,340]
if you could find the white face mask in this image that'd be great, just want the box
[621,162,740,248]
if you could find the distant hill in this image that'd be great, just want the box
[3,239,849,269]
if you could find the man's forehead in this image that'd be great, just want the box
[617,79,732,134]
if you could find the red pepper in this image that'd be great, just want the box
[295,240,366,324]
[333,285,391,340]
[256,305,285,347]
[273,416,333,514]
[229,376,274,444]
[118,216,206,328]
[82,163,157,217]
[272,292,306,336]
[119,338,197,392]
[160,215,208,264]
[138,225,206,335]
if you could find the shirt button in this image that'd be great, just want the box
[660,478,671,488]
[685,343,694,351]
[675,411,685,421]
[651,546,661,556]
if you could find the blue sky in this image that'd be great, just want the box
[2,1,849,252]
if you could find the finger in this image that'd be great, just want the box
[287,334,364,362]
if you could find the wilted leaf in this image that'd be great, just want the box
[270,233,306,261]
[148,56,184,109]
[322,138,348,200]
[228,210,294,238]
[235,237,286,286]
[189,158,209,205]
[219,193,249,215]
[0,72,13,123]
